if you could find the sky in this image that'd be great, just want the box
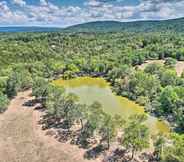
[0,0,184,27]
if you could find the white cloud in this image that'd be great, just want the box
[13,0,26,7]
[0,1,28,25]
[0,0,184,26]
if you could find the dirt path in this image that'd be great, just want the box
[0,90,99,162]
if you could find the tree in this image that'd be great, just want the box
[44,83,84,132]
[163,134,184,162]
[45,84,65,121]
[32,77,48,100]
[159,69,177,87]
[100,113,116,149]
[159,86,178,115]
[62,93,79,127]
[122,114,150,160]
[6,72,18,98]
[0,77,8,94]
[153,134,166,160]
[144,63,163,75]
[100,114,125,149]
[164,57,177,68]
[6,67,33,98]
[87,101,105,131]
[80,102,105,143]
[68,104,87,131]
[0,92,9,113]
[175,108,184,131]
[127,71,161,101]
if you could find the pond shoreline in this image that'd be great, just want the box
[53,76,170,135]
[54,69,172,127]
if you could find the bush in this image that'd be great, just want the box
[0,92,9,113]
[32,77,48,99]
[164,58,177,68]
[0,77,8,93]
[6,68,33,98]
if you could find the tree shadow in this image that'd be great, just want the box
[139,152,156,162]
[70,131,91,149]
[37,112,108,159]
[174,126,184,134]
[103,148,127,162]
[41,115,72,130]
[56,129,73,143]
[84,144,107,160]
[38,114,74,143]
[34,105,45,112]
[23,99,37,107]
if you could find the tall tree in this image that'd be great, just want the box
[122,114,150,160]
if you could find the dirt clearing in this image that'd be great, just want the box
[0,90,99,162]
[138,60,184,76]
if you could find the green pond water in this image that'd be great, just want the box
[53,77,170,135]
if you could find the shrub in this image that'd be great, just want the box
[0,92,9,113]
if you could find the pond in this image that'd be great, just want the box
[53,77,170,135]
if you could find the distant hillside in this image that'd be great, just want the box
[64,17,184,33]
[2,17,184,33]
[0,27,61,33]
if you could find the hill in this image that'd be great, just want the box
[1,17,184,33]
[64,17,184,33]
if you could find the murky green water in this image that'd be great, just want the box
[53,77,170,135]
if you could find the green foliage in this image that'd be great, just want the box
[100,114,125,149]
[163,134,184,162]
[122,114,150,159]
[86,102,105,131]
[0,77,8,93]
[64,18,184,33]
[121,70,161,101]
[6,66,33,98]
[32,77,48,99]
[164,58,177,68]
[159,86,179,114]
[0,92,9,113]
[45,84,65,118]
[159,69,177,87]
[0,31,184,158]
[153,134,166,160]
[144,63,163,75]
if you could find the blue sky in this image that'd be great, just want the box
[0,0,184,27]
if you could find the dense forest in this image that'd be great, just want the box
[0,30,184,161]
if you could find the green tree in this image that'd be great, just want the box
[45,84,65,121]
[153,134,166,160]
[122,114,150,160]
[163,134,184,162]
[68,104,87,131]
[6,67,33,98]
[159,86,178,114]
[164,57,177,68]
[0,92,9,113]
[144,63,163,75]
[80,102,105,143]
[100,114,125,149]
[0,77,8,93]
[32,77,48,100]
[6,72,18,98]
[160,69,177,87]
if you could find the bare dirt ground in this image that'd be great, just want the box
[0,90,99,162]
[175,61,184,76]
[138,60,184,76]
